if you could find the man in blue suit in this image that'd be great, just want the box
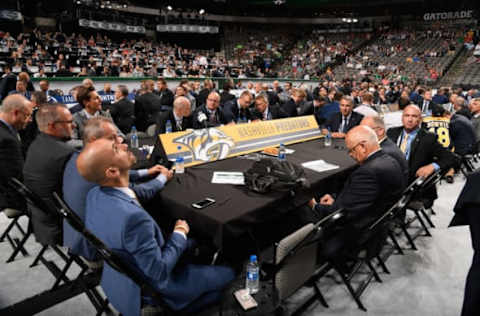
[79,138,235,315]
[63,117,173,261]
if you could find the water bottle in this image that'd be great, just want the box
[130,126,139,149]
[165,120,172,133]
[278,143,286,161]
[246,255,259,294]
[324,128,332,147]
[175,146,185,174]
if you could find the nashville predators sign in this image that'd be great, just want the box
[159,115,323,168]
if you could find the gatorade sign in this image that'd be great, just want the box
[423,10,473,21]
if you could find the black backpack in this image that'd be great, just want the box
[244,158,309,193]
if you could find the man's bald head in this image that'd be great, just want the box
[77,138,116,185]
[360,116,386,140]
[173,96,191,118]
[346,125,379,164]
[402,105,422,132]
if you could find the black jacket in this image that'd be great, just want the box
[324,111,364,133]
[251,105,288,121]
[154,88,174,109]
[281,98,299,117]
[192,105,228,129]
[154,110,192,135]
[110,98,135,134]
[134,92,162,131]
[387,127,456,201]
[23,133,74,245]
[223,100,254,123]
[314,150,405,230]
[0,120,26,211]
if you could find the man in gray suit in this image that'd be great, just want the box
[69,86,124,148]
[469,98,480,142]
[361,115,409,181]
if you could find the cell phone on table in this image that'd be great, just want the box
[192,198,216,209]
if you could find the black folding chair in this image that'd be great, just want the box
[8,178,109,315]
[0,206,32,263]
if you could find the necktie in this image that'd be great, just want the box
[209,111,216,123]
[342,117,349,133]
[400,133,409,155]
[176,119,182,130]
[423,101,428,113]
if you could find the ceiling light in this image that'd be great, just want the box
[353,18,358,23]
[199,9,205,15]
[167,5,173,11]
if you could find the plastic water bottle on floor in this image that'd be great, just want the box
[246,255,259,294]
[175,146,185,174]
[278,143,286,161]
[165,120,172,133]
[130,126,139,149]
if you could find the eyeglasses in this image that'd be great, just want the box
[348,141,365,154]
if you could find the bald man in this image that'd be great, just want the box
[387,105,456,205]
[0,95,33,217]
[80,139,234,315]
[192,91,228,129]
[155,96,192,135]
[309,126,405,258]
[361,116,408,180]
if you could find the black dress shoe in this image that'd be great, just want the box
[446,175,454,184]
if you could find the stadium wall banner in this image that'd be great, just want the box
[423,10,474,21]
[0,10,22,21]
[156,24,219,34]
[159,115,322,168]
[78,19,146,34]
[53,93,135,107]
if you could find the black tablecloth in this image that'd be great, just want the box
[143,138,356,260]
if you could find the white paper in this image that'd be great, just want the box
[211,172,245,185]
[285,148,295,154]
[302,160,340,173]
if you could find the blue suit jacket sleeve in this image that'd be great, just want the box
[131,178,165,202]
[123,211,188,290]
[129,170,141,182]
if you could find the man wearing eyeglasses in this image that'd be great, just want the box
[0,94,33,219]
[308,126,405,259]
[192,91,227,129]
[23,104,76,246]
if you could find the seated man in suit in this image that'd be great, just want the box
[282,88,306,117]
[360,116,409,181]
[252,94,288,121]
[308,125,405,259]
[155,96,192,135]
[0,95,33,218]
[110,85,135,135]
[192,92,228,129]
[223,90,254,124]
[8,80,31,100]
[451,171,480,316]
[322,96,364,138]
[387,105,456,205]
[417,89,438,115]
[69,86,124,148]
[80,138,234,314]
[63,117,173,260]
[24,104,75,246]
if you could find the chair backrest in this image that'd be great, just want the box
[273,208,345,301]
[51,192,165,304]
[146,124,157,137]
[274,223,316,301]
[8,178,54,217]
